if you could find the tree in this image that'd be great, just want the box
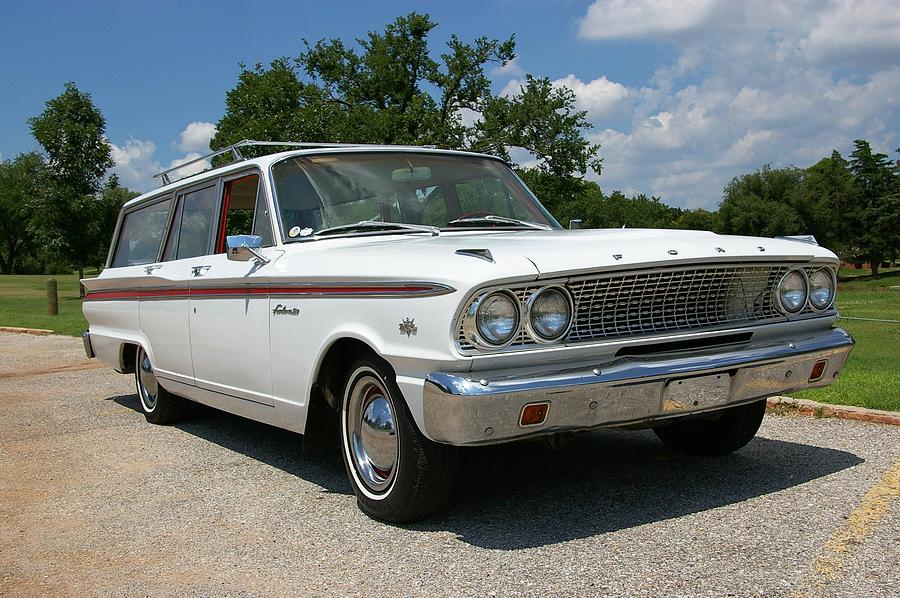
[0,153,46,274]
[718,166,806,237]
[848,140,900,275]
[29,82,115,292]
[793,150,857,252]
[212,13,599,190]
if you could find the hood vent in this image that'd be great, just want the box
[455,249,494,263]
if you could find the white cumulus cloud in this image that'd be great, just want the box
[177,121,217,152]
[574,0,900,208]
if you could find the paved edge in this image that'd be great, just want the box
[0,326,54,335]
[768,396,900,426]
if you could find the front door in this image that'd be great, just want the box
[188,172,276,406]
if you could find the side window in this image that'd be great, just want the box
[162,185,216,261]
[110,198,172,267]
[216,174,272,252]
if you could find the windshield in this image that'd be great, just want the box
[271,152,560,241]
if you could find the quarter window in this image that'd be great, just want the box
[110,198,172,267]
[215,174,272,252]
[162,185,216,261]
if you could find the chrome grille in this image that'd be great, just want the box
[457,263,832,353]
[567,265,785,342]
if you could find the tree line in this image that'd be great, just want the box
[2,13,897,279]
[527,140,900,275]
[0,83,137,279]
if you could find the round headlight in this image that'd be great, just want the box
[526,287,573,342]
[777,269,808,314]
[475,292,520,346]
[809,268,836,310]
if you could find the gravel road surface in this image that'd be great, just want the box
[1,332,898,597]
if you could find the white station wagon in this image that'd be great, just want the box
[83,140,854,522]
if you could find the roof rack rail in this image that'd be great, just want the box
[152,139,438,186]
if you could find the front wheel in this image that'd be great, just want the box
[135,346,188,424]
[339,356,457,523]
[653,399,767,455]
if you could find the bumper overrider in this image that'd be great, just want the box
[423,327,854,446]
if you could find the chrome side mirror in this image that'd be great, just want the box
[226,235,269,264]
[569,219,582,230]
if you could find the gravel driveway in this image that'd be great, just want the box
[1,331,898,597]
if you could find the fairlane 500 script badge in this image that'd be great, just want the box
[272,304,300,316]
[399,318,418,337]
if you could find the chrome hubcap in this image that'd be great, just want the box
[137,351,159,412]
[347,374,398,493]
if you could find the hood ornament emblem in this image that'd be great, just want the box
[715,247,725,253]
[612,254,622,260]
[399,318,418,337]
[668,249,678,255]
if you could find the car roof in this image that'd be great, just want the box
[122,146,508,211]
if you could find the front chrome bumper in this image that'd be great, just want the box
[423,327,854,446]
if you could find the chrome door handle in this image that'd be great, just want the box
[191,265,211,277]
[144,264,162,275]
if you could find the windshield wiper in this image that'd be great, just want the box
[446,214,553,230]
[314,220,440,237]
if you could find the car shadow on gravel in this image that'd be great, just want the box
[111,394,862,550]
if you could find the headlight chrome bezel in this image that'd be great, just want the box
[808,267,837,311]
[524,285,574,343]
[775,268,810,315]
[463,290,522,349]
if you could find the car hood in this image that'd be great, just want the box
[273,228,837,289]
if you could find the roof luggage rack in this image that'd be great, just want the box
[152,139,437,186]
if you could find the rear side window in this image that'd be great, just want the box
[162,185,216,260]
[110,198,172,267]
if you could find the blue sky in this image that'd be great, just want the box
[2,0,899,208]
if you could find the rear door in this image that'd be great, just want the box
[140,181,218,385]
[188,171,277,406]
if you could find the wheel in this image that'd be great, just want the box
[339,355,457,523]
[653,399,766,456]
[135,346,188,424]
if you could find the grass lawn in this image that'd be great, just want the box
[792,268,900,411]
[0,272,92,337]
[1,267,898,410]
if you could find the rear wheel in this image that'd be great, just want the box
[653,399,766,455]
[135,346,188,424]
[339,356,457,523]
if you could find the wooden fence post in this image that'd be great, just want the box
[47,279,58,316]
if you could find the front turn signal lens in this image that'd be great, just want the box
[520,402,550,427]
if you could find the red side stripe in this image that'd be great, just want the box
[84,285,439,301]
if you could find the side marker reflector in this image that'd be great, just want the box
[520,402,550,427]
[809,359,828,382]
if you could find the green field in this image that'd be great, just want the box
[1,268,898,410]
[0,272,92,337]
[792,268,900,411]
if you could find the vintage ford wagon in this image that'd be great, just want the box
[83,140,853,522]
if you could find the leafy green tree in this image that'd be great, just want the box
[848,140,900,274]
[29,82,115,291]
[674,208,722,232]
[212,13,599,192]
[0,153,46,274]
[793,150,857,252]
[718,166,806,237]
